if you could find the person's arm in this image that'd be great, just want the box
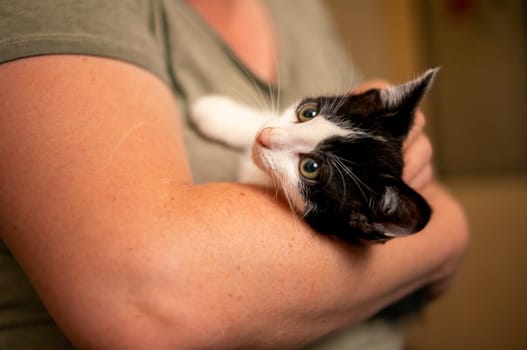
[0,55,468,349]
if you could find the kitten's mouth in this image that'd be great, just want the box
[251,142,286,179]
[256,127,272,149]
[251,142,269,172]
[251,143,307,214]
[252,128,274,172]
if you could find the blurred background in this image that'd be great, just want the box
[323,0,527,349]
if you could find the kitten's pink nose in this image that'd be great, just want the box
[256,127,273,148]
[257,127,288,148]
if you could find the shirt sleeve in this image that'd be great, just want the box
[0,0,170,85]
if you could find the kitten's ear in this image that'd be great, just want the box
[380,68,439,112]
[372,68,439,139]
[372,180,432,238]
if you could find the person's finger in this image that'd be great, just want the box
[407,163,434,191]
[403,133,433,183]
[404,110,426,151]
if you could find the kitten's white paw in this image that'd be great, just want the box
[190,95,243,147]
[191,95,271,149]
[191,95,234,130]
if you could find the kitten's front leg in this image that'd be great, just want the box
[191,95,273,149]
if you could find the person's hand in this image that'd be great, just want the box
[402,109,434,190]
[354,79,468,292]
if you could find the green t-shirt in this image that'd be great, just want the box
[0,1,401,349]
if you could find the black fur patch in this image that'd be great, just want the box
[298,71,436,243]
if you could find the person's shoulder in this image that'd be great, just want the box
[0,0,170,85]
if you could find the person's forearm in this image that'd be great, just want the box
[151,180,467,349]
[3,175,467,349]
[41,181,465,350]
[68,179,463,349]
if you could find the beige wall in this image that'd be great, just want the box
[324,0,527,176]
[420,0,527,175]
[324,0,425,81]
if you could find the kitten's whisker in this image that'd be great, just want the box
[332,95,349,116]
[332,153,361,168]
[266,82,275,116]
[342,45,360,93]
[270,38,282,115]
[276,175,304,234]
[326,94,338,114]
[325,95,337,116]
[341,163,373,195]
[271,173,281,200]
[330,163,348,212]
[227,83,268,114]
[247,76,272,112]
[229,53,275,113]
[332,158,362,199]
[331,157,374,203]
[182,15,270,111]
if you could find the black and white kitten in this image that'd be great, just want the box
[191,69,438,243]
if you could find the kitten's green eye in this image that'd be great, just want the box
[296,102,318,122]
[299,157,321,180]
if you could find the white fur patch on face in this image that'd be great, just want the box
[252,145,306,213]
[256,109,362,154]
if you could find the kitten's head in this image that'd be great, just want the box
[252,69,438,243]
